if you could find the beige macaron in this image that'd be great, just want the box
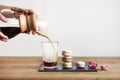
[63,62,72,68]
[62,50,72,57]
[62,56,72,62]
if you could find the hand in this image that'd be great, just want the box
[0,13,8,42]
[0,8,20,42]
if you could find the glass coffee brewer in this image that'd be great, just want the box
[0,8,48,39]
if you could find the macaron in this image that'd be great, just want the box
[88,61,98,69]
[62,56,72,62]
[76,61,85,68]
[62,50,72,57]
[63,62,72,68]
[101,64,108,71]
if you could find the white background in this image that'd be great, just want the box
[0,0,120,56]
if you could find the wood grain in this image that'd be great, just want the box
[0,57,119,80]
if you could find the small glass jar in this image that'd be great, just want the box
[41,41,59,69]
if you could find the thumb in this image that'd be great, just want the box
[0,31,8,42]
[0,13,8,22]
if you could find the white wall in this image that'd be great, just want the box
[0,0,120,56]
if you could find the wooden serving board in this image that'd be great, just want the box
[39,62,97,72]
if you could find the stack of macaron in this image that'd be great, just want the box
[62,50,72,69]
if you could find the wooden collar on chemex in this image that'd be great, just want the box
[11,7,38,33]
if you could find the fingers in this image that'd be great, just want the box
[0,13,8,22]
[11,7,34,15]
[0,9,15,18]
[11,7,26,13]
[13,12,20,19]
[1,7,36,19]
[26,9,34,15]
[0,31,8,42]
[1,9,20,19]
[24,30,36,35]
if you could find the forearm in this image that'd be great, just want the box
[0,5,12,11]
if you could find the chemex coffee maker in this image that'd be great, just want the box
[0,7,48,39]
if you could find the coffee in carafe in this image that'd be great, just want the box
[0,27,21,39]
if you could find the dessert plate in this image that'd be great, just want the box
[38,62,98,72]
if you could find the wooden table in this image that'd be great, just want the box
[0,57,119,80]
